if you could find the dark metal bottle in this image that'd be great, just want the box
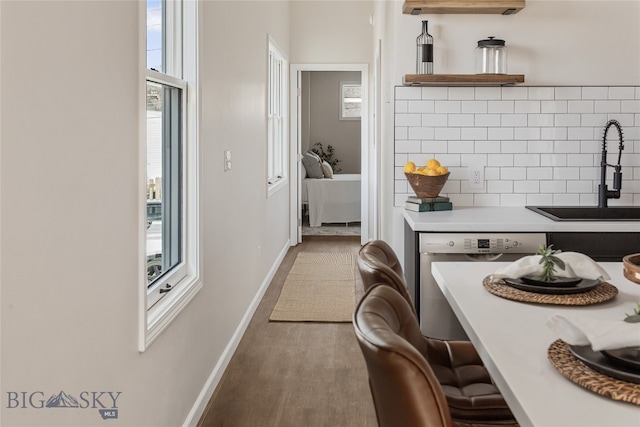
[416,20,433,74]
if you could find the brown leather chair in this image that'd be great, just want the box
[354,283,519,427]
[354,283,453,427]
[357,239,417,316]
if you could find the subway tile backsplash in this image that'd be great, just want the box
[394,86,640,207]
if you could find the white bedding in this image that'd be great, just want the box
[304,174,361,227]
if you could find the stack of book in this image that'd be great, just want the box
[405,196,453,212]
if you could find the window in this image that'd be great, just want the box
[267,38,288,193]
[340,82,362,120]
[145,73,185,306]
[141,0,200,350]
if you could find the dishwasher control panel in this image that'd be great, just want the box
[420,233,546,254]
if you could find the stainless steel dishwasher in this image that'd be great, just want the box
[419,233,546,340]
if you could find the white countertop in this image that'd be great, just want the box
[431,261,640,427]
[403,206,639,232]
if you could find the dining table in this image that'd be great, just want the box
[431,261,640,427]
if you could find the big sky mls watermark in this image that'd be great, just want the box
[6,390,121,420]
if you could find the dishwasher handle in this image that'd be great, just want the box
[422,252,506,262]
[464,253,505,261]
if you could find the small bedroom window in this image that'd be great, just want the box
[267,37,288,194]
[340,82,361,120]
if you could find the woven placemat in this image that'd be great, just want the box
[548,339,640,405]
[482,276,617,305]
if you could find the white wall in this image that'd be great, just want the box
[391,1,640,86]
[0,1,378,426]
[1,1,291,426]
[378,0,640,251]
[290,1,374,65]
[373,0,401,247]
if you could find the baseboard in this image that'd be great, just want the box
[182,239,291,427]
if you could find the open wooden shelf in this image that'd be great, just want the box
[403,74,525,86]
[403,0,525,15]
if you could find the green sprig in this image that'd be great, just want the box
[624,303,640,323]
[537,244,565,282]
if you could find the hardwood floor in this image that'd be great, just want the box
[198,236,378,427]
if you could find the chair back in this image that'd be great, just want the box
[357,240,416,316]
[353,284,453,427]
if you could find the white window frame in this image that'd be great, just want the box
[145,70,187,309]
[139,0,200,351]
[267,36,288,196]
[339,81,362,121]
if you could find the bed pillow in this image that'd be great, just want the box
[321,161,333,179]
[302,151,324,178]
[306,150,321,162]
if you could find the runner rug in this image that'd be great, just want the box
[269,252,355,322]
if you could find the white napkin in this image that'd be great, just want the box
[491,252,610,282]
[547,314,640,351]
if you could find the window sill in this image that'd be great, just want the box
[268,176,288,198]
[140,274,202,351]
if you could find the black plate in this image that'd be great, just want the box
[502,278,600,295]
[520,276,582,287]
[602,347,640,371]
[568,344,640,384]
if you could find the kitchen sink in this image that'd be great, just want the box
[526,206,640,221]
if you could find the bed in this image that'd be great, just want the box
[302,174,361,227]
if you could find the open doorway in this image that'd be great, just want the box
[300,71,361,237]
[290,64,370,245]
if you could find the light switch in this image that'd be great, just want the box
[224,150,232,171]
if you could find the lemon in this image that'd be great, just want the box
[425,169,439,176]
[436,166,448,175]
[404,161,416,173]
[427,159,441,170]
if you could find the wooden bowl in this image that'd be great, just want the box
[405,172,450,198]
[623,253,640,285]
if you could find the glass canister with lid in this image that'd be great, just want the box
[476,37,507,74]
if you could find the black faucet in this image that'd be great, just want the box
[598,119,624,208]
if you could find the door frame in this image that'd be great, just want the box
[289,63,370,245]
